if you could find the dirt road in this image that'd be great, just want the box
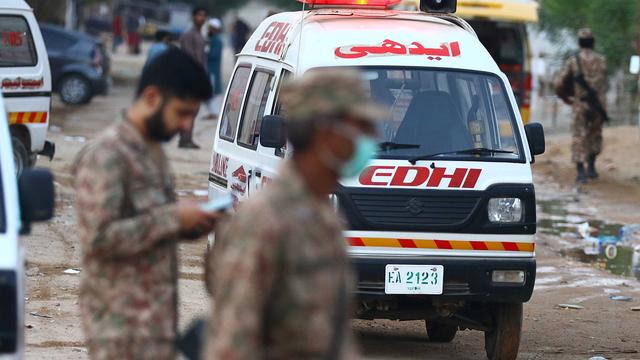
[22,64,640,359]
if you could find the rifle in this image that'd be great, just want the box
[574,54,609,122]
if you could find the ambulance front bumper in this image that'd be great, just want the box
[352,255,536,303]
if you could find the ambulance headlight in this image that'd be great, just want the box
[488,198,523,223]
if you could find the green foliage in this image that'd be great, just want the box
[540,0,640,70]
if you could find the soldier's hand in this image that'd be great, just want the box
[177,201,221,240]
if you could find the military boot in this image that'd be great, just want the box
[587,155,599,179]
[576,163,588,184]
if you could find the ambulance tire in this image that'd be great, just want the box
[60,74,93,105]
[12,136,29,177]
[425,321,457,342]
[484,303,522,360]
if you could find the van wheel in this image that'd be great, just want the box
[60,74,92,105]
[12,136,29,176]
[484,303,523,360]
[425,320,457,342]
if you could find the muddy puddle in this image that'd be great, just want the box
[537,198,640,281]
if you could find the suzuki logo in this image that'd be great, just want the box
[406,198,424,216]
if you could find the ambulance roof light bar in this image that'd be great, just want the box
[420,0,457,13]
[297,0,402,9]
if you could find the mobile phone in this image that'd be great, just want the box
[200,194,234,213]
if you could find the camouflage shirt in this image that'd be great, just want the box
[556,48,608,113]
[205,163,358,360]
[74,119,181,342]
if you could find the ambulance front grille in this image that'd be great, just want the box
[350,193,480,228]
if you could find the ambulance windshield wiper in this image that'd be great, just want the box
[408,148,516,165]
[379,142,421,151]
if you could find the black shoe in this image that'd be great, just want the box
[587,155,599,179]
[179,142,201,149]
[576,163,588,184]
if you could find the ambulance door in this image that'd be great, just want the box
[214,64,252,201]
[253,67,293,191]
[234,60,279,197]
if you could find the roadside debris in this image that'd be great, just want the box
[29,312,53,319]
[63,136,87,143]
[558,304,584,310]
[63,268,81,275]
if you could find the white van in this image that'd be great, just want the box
[208,1,545,359]
[1,0,55,175]
[0,92,54,358]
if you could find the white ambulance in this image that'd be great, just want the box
[1,0,55,175]
[0,92,55,358]
[208,0,545,359]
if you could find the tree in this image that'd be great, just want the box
[539,0,640,71]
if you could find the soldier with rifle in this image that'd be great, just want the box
[555,28,609,184]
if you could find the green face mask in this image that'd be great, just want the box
[320,123,378,180]
[340,134,378,179]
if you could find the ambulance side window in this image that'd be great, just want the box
[274,69,292,157]
[237,70,274,149]
[219,66,251,142]
[0,15,37,67]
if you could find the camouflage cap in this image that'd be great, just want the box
[279,68,387,125]
[578,28,594,39]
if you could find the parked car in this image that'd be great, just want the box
[40,24,111,105]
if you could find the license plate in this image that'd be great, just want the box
[385,265,444,295]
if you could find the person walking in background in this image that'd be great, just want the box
[73,49,218,360]
[178,6,208,149]
[205,18,224,120]
[204,69,384,359]
[125,10,141,55]
[145,30,172,68]
[555,28,608,184]
[112,13,123,53]
[231,18,250,54]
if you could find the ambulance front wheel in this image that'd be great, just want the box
[425,320,457,342]
[484,302,523,360]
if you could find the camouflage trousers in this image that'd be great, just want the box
[87,338,175,360]
[571,110,603,163]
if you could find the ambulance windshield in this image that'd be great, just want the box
[358,68,522,161]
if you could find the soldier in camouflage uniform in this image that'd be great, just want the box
[204,69,385,359]
[555,28,608,183]
[74,49,218,360]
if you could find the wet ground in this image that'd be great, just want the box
[22,53,640,359]
[537,194,640,282]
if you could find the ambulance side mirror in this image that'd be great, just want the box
[260,115,286,149]
[18,169,55,235]
[525,123,545,158]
